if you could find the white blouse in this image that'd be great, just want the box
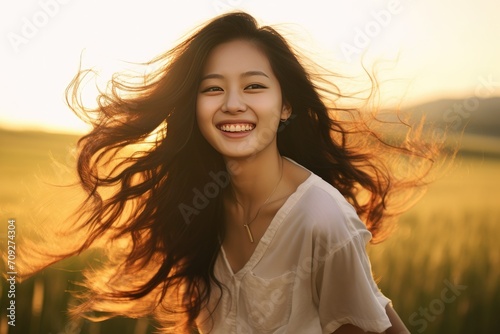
[195,161,392,334]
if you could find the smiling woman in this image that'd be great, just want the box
[196,40,290,159]
[13,11,445,334]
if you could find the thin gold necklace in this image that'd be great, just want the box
[233,156,284,243]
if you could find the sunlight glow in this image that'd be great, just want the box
[1,0,499,134]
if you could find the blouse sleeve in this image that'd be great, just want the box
[312,224,392,334]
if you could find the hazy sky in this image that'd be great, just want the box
[1,0,499,134]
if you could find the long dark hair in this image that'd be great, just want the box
[56,12,439,332]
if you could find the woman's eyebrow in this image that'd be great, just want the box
[241,70,269,78]
[200,73,223,81]
[200,71,269,81]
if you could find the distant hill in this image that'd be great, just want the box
[404,96,500,138]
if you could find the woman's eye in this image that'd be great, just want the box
[245,84,266,90]
[201,86,223,93]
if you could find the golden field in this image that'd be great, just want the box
[0,128,499,334]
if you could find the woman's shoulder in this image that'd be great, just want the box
[287,169,371,246]
[295,174,356,219]
[284,157,356,221]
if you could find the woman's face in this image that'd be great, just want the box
[196,39,290,160]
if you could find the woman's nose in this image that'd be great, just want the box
[222,89,246,113]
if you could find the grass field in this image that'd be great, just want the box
[1,128,499,333]
[369,153,500,333]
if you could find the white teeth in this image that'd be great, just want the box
[219,124,255,132]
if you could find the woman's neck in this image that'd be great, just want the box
[224,148,283,212]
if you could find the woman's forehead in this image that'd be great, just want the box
[202,40,273,76]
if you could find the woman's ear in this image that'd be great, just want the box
[280,102,292,121]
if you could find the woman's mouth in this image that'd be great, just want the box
[217,123,255,133]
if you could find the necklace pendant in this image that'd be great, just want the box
[243,224,254,243]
